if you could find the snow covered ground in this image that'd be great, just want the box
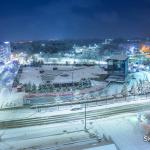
[19,65,107,85]
[0,97,149,121]
[52,65,106,84]
[91,114,150,150]
[0,112,149,150]
[38,57,106,65]
[85,144,117,150]
[0,90,24,109]
[100,83,123,96]
[19,67,42,86]
[101,71,150,97]
[128,71,150,89]
[1,67,150,150]
[0,120,99,150]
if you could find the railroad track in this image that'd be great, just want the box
[0,102,150,129]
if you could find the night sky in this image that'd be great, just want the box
[0,0,150,41]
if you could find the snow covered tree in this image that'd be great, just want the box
[25,82,32,93]
[24,84,27,93]
[142,80,150,99]
[130,83,138,100]
[38,84,42,93]
[121,83,128,101]
[138,79,144,94]
[32,84,37,93]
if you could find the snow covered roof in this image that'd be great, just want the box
[107,55,128,61]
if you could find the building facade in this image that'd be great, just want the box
[0,41,11,63]
[106,55,128,82]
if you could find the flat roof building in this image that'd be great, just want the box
[106,55,128,82]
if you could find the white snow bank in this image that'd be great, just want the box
[84,144,117,150]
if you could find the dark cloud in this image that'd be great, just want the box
[0,0,150,41]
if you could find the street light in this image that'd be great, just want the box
[84,102,87,130]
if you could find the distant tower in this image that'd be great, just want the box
[0,41,11,63]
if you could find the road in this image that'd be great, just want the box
[0,101,150,129]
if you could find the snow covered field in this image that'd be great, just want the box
[0,112,149,150]
[92,114,150,150]
[19,65,107,85]
[52,65,107,84]
[19,67,42,86]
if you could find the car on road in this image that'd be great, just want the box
[71,105,82,111]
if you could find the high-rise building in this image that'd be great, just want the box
[0,41,11,63]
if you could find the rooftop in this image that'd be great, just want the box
[107,55,128,61]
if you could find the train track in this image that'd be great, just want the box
[0,102,150,129]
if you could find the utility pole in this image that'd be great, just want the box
[84,102,87,131]
[72,66,74,101]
